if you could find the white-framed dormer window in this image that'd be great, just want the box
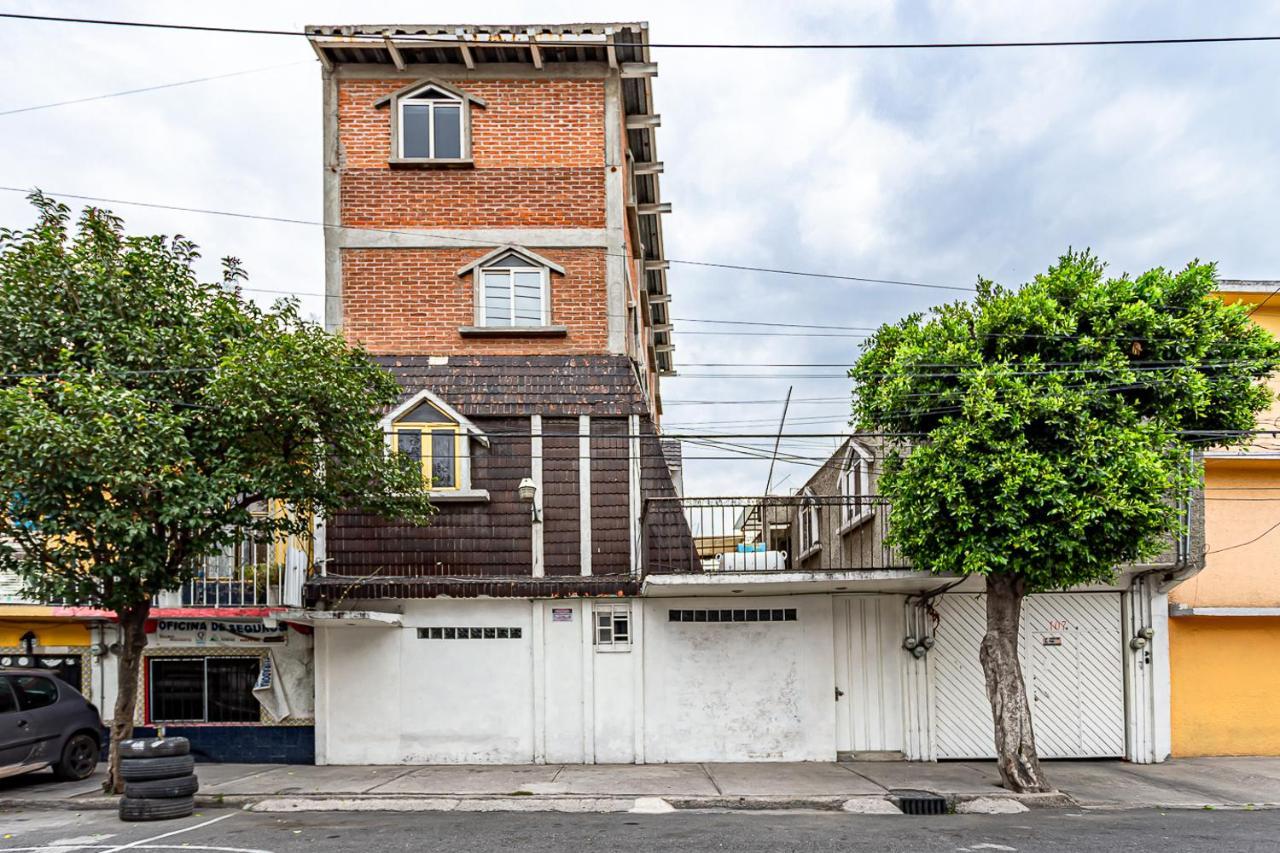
[797,489,821,559]
[456,245,567,332]
[837,441,875,533]
[378,389,491,501]
[480,254,549,327]
[400,85,464,160]
[375,78,486,165]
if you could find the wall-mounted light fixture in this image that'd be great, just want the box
[518,477,541,522]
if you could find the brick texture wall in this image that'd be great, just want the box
[338,78,605,228]
[342,247,609,354]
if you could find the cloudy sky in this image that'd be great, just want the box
[2,1,1278,495]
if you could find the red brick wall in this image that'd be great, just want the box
[341,247,608,354]
[338,78,605,228]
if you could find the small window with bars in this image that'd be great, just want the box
[593,604,631,651]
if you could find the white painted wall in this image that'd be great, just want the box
[641,595,836,763]
[316,598,639,765]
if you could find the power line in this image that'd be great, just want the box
[0,60,310,117]
[4,14,1280,51]
[0,186,965,294]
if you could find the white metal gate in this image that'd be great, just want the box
[931,592,1126,759]
[834,595,905,755]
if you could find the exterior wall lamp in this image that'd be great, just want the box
[518,477,541,522]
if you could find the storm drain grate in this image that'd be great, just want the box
[890,789,948,815]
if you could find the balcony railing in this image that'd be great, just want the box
[642,494,907,577]
[642,492,1199,578]
[154,543,309,610]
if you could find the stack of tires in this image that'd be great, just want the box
[118,737,199,822]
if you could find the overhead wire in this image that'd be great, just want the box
[4,14,1280,51]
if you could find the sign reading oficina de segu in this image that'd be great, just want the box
[155,619,287,646]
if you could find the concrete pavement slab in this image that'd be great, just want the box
[1041,762,1216,807]
[200,763,414,795]
[549,764,719,796]
[0,767,106,800]
[368,764,563,795]
[190,763,278,790]
[705,762,886,797]
[841,760,1003,794]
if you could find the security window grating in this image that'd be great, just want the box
[668,608,797,623]
[149,656,261,723]
[417,627,523,640]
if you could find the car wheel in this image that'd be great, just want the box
[119,737,190,758]
[53,732,99,781]
[119,795,195,822]
[119,754,195,781]
[124,773,199,799]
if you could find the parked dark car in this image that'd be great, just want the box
[0,668,101,781]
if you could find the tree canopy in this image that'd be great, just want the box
[852,250,1280,590]
[0,191,432,614]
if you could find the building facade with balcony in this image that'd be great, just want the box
[292,21,1208,767]
[642,435,1202,764]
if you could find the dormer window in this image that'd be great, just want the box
[392,397,460,490]
[838,441,875,532]
[456,246,568,336]
[375,78,486,166]
[400,85,462,160]
[797,488,821,559]
[480,252,548,327]
[379,389,490,501]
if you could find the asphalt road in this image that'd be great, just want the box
[2,806,1278,852]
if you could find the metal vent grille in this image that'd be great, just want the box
[891,790,947,815]
[667,608,797,623]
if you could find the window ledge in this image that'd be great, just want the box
[459,325,568,337]
[427,489,490,503]
[388,157,474,169]
[797,543,822,561]
[838,513,874,536]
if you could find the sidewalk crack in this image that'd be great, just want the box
[364,766,420,793]
[835,763,888,791]
[700,763,723,795]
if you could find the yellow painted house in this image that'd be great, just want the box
[1169,280,1280,756]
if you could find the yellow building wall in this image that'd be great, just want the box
[0,619,92,647]
[1172,458,1280,608]
[1170,616,1280,756]
[1213,294,1280,450]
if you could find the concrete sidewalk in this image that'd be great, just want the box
[6,757,1280,813]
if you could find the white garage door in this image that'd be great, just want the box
[931,592,1126,759]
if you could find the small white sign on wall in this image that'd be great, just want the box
[551,608,574,623]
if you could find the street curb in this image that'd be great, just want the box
[0,790,1173,815]
[952,791,1077,810]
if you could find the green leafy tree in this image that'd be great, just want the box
[0,194,432,792]
[852,251,1280,792]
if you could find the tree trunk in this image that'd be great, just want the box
[980,573,1052,793]
[104,600,151,794]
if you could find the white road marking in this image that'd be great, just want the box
[3,840,270,845]
[99,815,235,853]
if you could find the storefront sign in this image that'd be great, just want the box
[154,619,286,646]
